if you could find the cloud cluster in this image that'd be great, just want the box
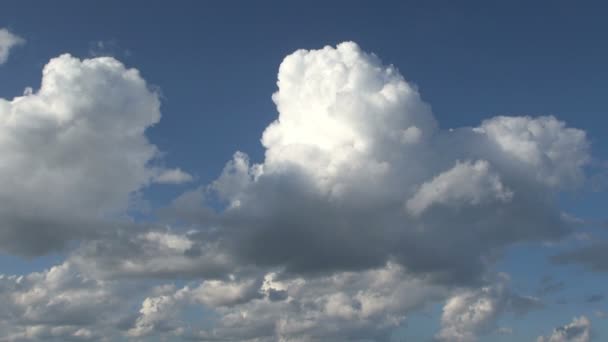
[0,28,24,65]
[128,262,446,341]
[0,41,595,341]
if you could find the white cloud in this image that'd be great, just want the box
[127,293,180,337]
[0,53,181,255]
[537,316,591,342]
[0,28,24,65]
[436,275,542,342]
[69,229,234,279]
[154,168,193,184]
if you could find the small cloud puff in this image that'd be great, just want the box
[154,168,194,184]
[0,28,24,64]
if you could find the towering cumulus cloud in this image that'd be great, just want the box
[187,42,589,284]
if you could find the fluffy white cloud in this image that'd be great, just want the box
[436,274,542,342]
[0,28,24,65]
[261,42,437,194]
[537,316,591,342]
[476,116,588,188]
[0,53,185,255]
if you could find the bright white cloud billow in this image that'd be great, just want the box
[0,42,595,341]
[0,28,24,65]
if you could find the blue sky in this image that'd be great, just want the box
[0,1,607,341]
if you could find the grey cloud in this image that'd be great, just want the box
[552,241,608,272]
[129,263,446,341]
[0,41,597,342]
[69,229,235,280]
[267,288,288,302]
[537,275,566,296]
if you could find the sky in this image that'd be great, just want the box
[0,1,607,341]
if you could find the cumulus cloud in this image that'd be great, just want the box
[0,54,184,255]
[475,115,589,189]
[0,41,595,341]
[0,28,24,65]
[128,262,446,341]
[436,274,542,342]
[169,42,588,285]
[537,316,591,342]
